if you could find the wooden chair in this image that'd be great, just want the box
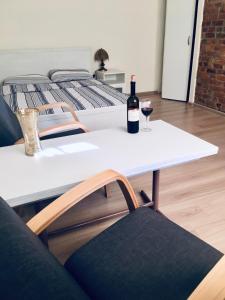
[17,102,89,144]
[0,94,88,147]
[26,170,225,300]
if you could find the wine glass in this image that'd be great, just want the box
[141,100,153,132]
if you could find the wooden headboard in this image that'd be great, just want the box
[0,47,92,83]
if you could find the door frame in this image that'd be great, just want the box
[186,0,199,102]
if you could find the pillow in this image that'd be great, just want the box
[49,69,92,82]
[3,74,52,85]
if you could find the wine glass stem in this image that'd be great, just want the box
[146,117,148,129]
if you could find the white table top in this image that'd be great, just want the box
[0,120,218,207]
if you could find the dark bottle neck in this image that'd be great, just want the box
[131,81,136,96]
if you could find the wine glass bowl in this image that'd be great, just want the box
[141,100,153,132]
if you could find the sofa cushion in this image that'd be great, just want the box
[0,197,90,300]
[0,95,23,146]
[65,207,223,300]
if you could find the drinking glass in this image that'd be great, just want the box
[16,108,42,156]
[141,100,153,132]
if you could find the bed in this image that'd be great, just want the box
[0,48,127,130]
[1,79,127,114]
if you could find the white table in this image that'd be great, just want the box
[0,120,218,209]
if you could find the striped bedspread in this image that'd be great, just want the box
[1,79,127,115]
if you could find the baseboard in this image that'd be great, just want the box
[194,103,225,116]
[137,91,160,98]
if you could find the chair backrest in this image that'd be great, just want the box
[0,197,90,300]
[0,95,23,147]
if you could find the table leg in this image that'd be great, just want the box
[140,170,160,211]
[34,202,49,248]
[104,185,108,198]
[152,170,160,211]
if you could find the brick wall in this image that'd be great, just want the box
[195,0,225,112]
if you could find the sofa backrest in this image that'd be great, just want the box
[0,95,23,146]
[0,197,90,300]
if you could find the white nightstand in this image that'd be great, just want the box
[95,69,125,93]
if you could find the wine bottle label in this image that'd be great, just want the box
[128,109,139,122]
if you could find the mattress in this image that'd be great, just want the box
[1,78,127,115]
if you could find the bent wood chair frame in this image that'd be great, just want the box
[26,169,225,300]
[15,102,89,144]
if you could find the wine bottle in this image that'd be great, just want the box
[127,75,139,134]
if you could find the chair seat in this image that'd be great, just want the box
[65,207,223,300]
[0,198,90,300]
[40,128,85,140]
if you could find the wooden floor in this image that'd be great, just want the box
[43,96,225,263]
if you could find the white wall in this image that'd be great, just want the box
[0,0,165,93]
